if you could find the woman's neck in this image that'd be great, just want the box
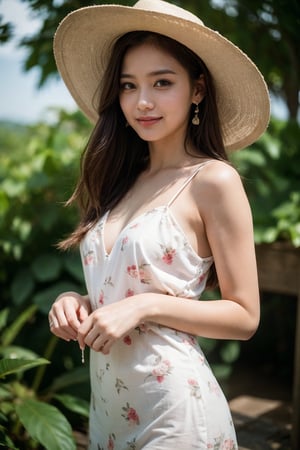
[147,140,204,172]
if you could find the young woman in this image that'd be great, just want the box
[49,1,270,449]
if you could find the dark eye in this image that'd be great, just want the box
[155,79,172,87]
[120,82,135,91]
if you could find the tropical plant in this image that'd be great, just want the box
[231,118,300,247]
[0,305,89,450]
[0,110,92,449]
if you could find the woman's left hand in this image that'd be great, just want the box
[77,296,144,354]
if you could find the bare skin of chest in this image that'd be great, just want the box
[104,166,212,258]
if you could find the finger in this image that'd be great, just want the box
[48,314,56,329]
[77,316,93,349]
[77,334,85,351]
[83,326,101,348]
[89,334,104,351]
[48,317,72,341]
[52,305,79,340]
[61,302,82,331]
[78,304,89,322]
[51,327,74,342]
[50,313,78,341]
[100,339,111,355]
[90,335,110,354]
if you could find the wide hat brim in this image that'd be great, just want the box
[54,0,270,151]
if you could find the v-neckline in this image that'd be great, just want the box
[100,161,214,259]
[100,206,213,263]
[101,206,167,258]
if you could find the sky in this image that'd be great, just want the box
[0,0,76,124]
[0,0,289,125]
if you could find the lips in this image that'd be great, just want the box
[136,116,162,126]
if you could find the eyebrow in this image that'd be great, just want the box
[120,69,177,79]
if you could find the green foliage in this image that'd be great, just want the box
[0,304,90,449]
[16,400,76,450]
[231,118,300,246]
[0,109,90,300]
[0,110,91,449]
[206,0,300,119]
[0,14,13,44]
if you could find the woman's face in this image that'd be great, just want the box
[119,42,204,146]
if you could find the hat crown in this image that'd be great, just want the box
[134,0,204,26]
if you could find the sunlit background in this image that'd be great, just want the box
[0,0,290,124]
[0,0,76,124]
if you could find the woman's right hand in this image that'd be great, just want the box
[48,291,91,342]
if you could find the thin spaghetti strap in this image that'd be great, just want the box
[167,160,214,207]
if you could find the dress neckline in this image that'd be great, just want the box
[100,206,213,263]
[100,161,214,259]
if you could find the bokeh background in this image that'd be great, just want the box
[0,1,299,449]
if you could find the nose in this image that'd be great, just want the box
[137,90,154,111]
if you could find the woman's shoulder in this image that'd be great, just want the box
[193,160,249,217]
[199,159,241,186]
[194,159,245,203]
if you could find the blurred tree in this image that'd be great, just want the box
[200,0,300,120]
[1,0,299,117]
[0,13,13,43]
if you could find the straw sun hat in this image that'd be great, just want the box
[54,0,270,151]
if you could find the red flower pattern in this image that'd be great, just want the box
[83,250,95,266]
[161,246,176,265]
[127,263,151,284]
[99,290,104,305]
[222,439,236,450]
[123,335,132,345]
[151,358,172,383]
[122,402,140,426]
[198,273,206,284]
[187,378,201,398]
[125,288,135,297]
[107,434,115,450]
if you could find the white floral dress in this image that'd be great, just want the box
[80,162,238,450]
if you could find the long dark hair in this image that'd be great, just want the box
[59,31,228,251]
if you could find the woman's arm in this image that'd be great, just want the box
[141,162,259,339]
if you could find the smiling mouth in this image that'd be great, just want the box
[136,117,162,125]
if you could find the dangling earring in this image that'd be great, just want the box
[192,103,200,125]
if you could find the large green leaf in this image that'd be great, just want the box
[1,345,39,361]
[54,394,89,418]
[1,304,37,346]
[10,268,35,305]
[0,384,11,400]
[0,358,49,378]
[0,308,9,332]
[31,253,62,282]
[49,366,89,393]
[16,399,76,450]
